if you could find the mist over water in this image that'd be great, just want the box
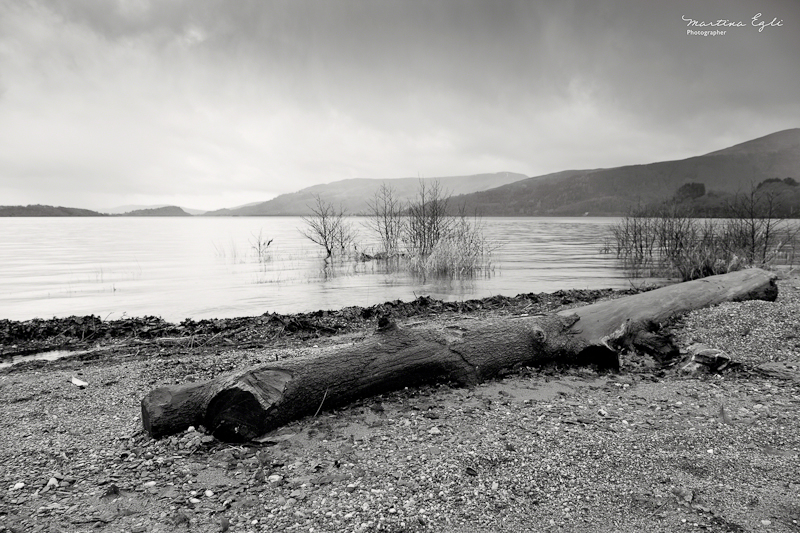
[0,217,642,322]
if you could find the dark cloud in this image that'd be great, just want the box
[1,0,798,209]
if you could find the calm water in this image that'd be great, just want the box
[0,217,643,322]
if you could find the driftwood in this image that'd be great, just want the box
[141,268,777,442]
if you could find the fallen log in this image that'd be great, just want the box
[141,268,777,441]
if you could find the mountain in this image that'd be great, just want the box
[450,129,800,216]
[120,206,192,216]
[0,204,105,216]
[0,204,194,217]
[203,172,529,216]
[103,204,205,215]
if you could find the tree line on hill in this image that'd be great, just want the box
[651,177,799,218]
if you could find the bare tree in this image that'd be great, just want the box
[364,183,404,258]
[725,183,784,265]
[301,195,355,259]
[405,179,451,258]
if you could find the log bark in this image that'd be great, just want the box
[141,268,777,442]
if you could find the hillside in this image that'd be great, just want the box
[103,205,205,215]
[0,205,105,217]
[451,128,800,216]
[120,206,192,216]
[203,172,528,216]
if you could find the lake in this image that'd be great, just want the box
[0,216,648,322]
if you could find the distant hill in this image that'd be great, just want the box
[6,130,796,219]
[120,206,192,216]
[203,172,529,216]
[103,204,205,215]
[450,128,800,216]
[0,204,105,216]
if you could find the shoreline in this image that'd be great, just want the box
[1,286,643,367]
[0,275,798,532]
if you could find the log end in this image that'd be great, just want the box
[205,369,294,442]
[140,388,167,438]
[734,270,778,302]
[206,387,269,442]
[141,383,206,439]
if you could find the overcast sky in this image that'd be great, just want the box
[1,0,798,211]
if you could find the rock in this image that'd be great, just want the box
[672,487,693,503]
[70,376,88,388]
[756,362,800,382]
[680,344,734,374]
[428,427,441,435]
[717,405,733,425]
[101,484,120,499]
[762,445,796,457]
[161,486,181,500]
[9,482,25,491]
[173,511,191,526]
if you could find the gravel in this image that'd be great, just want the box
[1,274,799,533]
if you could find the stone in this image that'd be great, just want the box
[71,376,88,388]
[756,362,800,382]
[680,344,734,374]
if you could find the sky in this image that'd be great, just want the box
[1,0,798,212]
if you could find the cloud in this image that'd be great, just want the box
[0,0,798,210]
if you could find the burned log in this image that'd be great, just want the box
[141,268,777,441]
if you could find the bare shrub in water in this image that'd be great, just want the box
[404,179,451,259]
[249,229,273,264]
[611,185,799,280]
[407,210,494,279]
[364,183,404,259]
[301,195,357,259]
[360,180,495,279]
